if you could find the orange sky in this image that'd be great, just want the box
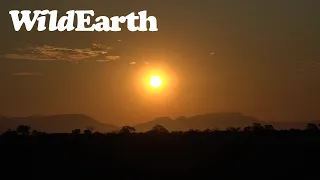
[0,0,320,126]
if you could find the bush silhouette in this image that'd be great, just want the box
[16,125,31,135]
[120,126,136,134]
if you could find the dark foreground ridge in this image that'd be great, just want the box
[1,123,320,179]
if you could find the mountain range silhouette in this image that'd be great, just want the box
[0,112,319,133]
[0,114,117,133]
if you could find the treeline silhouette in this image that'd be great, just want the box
[1,123,320,179]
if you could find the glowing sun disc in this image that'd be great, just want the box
[149,76,162,88]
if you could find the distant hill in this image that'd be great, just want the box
[135,112,262,132]
[0,114,119,133]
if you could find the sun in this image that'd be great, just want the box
[149,75,162,88]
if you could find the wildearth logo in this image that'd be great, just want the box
[9,10,158,32]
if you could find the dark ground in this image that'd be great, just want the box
[1,128,320,179]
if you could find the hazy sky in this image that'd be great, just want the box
[0,0,319,125]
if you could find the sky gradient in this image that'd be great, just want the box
[0,0,320,126]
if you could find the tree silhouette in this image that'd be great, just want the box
[252,123,264,132]
[2,129,17,136]
[72,129,81,135]
[31,130,41,136]
[84,129,92,135]
[305,123,319,131]
[226,127,241,132]
[84,126,94,135]
[120,126,136,134]
[148,124,169,134]
[188,129,201,133]
[16,125,31,135]
[93,131,103,135]
[264,124,275,131]
[243,126,253,132]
